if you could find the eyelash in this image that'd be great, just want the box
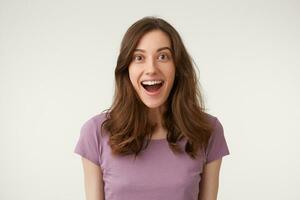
[132,53,170,62]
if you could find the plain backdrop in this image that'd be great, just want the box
[1,0,299,199]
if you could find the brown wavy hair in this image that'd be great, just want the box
[101,16,214,160]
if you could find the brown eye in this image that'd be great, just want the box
[133,55,143,62]
[158,53,169,61]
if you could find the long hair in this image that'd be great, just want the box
[101,16,214,159]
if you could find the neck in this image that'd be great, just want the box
[148,105,166,129]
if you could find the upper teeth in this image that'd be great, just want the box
[141,80,163,85]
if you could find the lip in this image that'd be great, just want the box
[142,81,164,96]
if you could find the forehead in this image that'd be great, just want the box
[135,30,171,51]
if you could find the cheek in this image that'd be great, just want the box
[128,67,139,89]
[166,65,176,83]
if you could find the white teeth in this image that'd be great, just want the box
[141,80,163,85]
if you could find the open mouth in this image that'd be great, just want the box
[141,81,164,93]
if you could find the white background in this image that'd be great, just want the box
[1,0,299,199]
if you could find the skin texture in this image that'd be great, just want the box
[81,29,223,200]
[82,157,104,200]
[198,159,223,200]
[128,29,176,129]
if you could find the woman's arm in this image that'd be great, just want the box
[81,157,105,200]
[198,159,223,200]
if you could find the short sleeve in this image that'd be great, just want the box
[74,117,102,166]
[205,117,230,164]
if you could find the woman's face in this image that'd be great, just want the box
[128,29,176,109]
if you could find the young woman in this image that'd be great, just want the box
[74,16,230,200]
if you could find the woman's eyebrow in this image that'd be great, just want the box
[134,47,172,53]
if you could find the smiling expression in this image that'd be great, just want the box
[128,30,176,109]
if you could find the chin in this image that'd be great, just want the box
[142,100,165,109]
[144,103,163,109]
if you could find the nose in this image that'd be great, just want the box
[145,57,157,75]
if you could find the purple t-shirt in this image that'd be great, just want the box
[74,112,230,200]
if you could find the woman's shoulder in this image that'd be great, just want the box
[80,111,110,139]
[202,111,218,124]
[83,111,109,127]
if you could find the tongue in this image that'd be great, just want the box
[144,84,162,92]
